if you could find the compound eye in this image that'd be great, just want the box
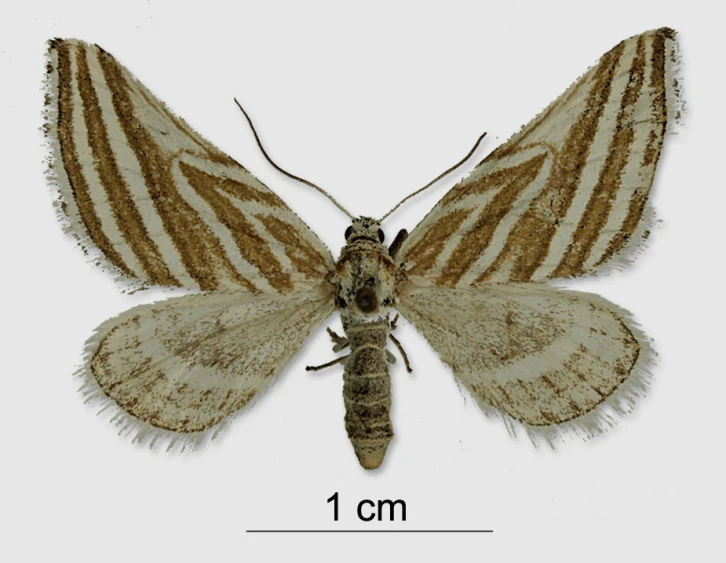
[377,229,385,243]
[344,226,353,240]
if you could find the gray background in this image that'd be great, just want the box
[1,0,718,560]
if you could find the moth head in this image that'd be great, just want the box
[345,217,385,244]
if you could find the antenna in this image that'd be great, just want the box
[378,131,487,222]
[234,99,355,219]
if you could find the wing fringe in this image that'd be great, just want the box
[665,28,686,134]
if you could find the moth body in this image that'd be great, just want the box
[332,217,397,469]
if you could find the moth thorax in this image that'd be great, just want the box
[335,239,396,320]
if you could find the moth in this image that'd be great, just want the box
[44,28,681,469]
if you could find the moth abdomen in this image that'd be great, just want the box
[343,371,393,470]
[342,320,393,470]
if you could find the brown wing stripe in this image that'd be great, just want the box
[552,36,647,277]
[596,31,671,266]
[96,46,255,292]
[478,40,626,283]
[643,29,671,167]
[254,214,330,278]
[53,40,133,277]
[178,161,292,292]
[404,208,472,277]
[179,160,284,208]
[437,153,547,286]
[74,46,180,286]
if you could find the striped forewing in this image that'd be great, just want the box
[45,38,334,293]
[396,28,681,287]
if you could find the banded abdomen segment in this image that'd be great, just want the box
[343,320,393,470]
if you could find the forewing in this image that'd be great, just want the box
[45,39,334,292]
[396,284,650,438]
[82,285,334,441]
[397,28,681,286]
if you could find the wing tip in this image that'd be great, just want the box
[637,27,684,131]
[46,37,95,54]
[652,27,677,40]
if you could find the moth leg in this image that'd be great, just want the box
[386,349,397,364]
[308,328,350,371]
[306,355,349,372]
[327,327,349,353]
[389,313,400,330]
[389,334,412,373]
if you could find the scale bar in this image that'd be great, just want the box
[247,529,493,533]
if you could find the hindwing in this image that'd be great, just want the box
[82,285,335,445]
[396,284,650,441]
